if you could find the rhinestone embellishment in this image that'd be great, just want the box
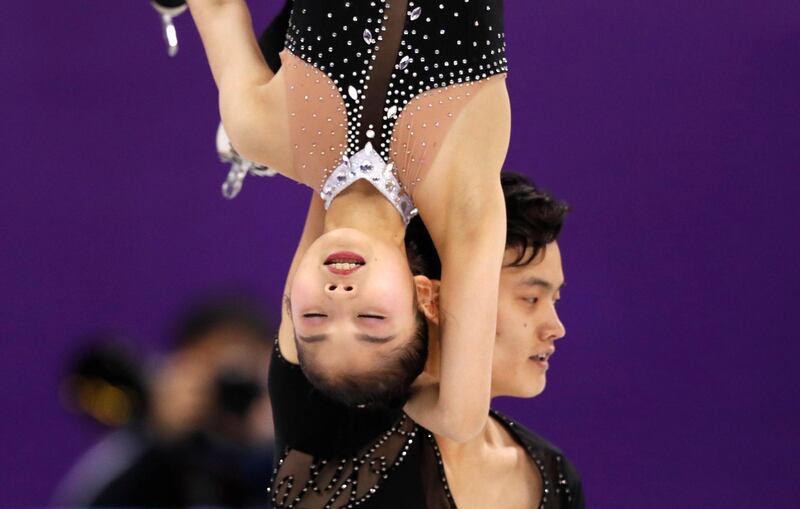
[320,142,417,225]
[216,123,276,199]
[397,55,411,70]
[363,29,375,45]
[348,85,359,101]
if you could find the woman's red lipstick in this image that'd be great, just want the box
[324,252,365,275]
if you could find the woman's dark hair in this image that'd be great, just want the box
[405,171,569,278]
[294,257,429,410]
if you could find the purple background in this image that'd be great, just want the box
[2,1,798,507]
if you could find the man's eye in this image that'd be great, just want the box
[526,297,539,304]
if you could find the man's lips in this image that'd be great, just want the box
[529,349,555,368]
[325,251,365,275]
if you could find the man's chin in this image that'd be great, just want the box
[520,379,547,398]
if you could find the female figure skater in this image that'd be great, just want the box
[175,3,585,506]
[185,0,510,442]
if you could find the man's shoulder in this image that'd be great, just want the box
[491,409,586,508]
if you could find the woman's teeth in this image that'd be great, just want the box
[329,262,360,270]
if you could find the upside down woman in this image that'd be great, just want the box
[186,0,510,441]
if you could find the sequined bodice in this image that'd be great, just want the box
[281,0,508,223]
[267,343,585,509]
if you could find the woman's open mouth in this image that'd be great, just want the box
[324,252,365,275]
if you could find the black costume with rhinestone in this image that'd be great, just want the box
[268,342,585,509]
[284,0,508,162]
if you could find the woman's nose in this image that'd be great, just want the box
[324,283,356,296]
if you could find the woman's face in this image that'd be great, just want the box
[289,228,419,377]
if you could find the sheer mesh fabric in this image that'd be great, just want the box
[281,51,348,190]
[270,414,418,509]
[281,49,506,199]
[388,75,506,196]
[279,0,507,201]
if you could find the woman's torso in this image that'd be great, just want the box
[256,0,509,221]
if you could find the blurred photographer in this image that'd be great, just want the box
[57,297,276,508]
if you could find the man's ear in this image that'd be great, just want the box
[413,275,441,325]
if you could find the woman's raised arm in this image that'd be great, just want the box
[186,0,273,90]
[186,0,291,172]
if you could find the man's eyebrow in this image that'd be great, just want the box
[357,334,396,344]
[521,277,566,291]
[297,334,328,343]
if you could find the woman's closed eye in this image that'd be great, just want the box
[302,312,328,319]
[358,314,385,320]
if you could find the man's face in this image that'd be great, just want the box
[492,241,566,398]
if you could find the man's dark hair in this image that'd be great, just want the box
[292,260,429,410]
[405,171,569,279]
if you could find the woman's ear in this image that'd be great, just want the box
[413,275,441,325]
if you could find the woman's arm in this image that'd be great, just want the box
[404,191,507,442]
[186,0,273,91]
[277,194,326,364]
[404,79,511,443]
[186,0,291,172]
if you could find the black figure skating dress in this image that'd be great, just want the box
[279,0,508,223]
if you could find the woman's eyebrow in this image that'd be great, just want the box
[357,334,396,344]
[297,333,328,343]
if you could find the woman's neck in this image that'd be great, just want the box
[324,180,406,245]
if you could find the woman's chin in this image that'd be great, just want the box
[313,228,373,252]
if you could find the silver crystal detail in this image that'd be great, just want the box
[217,123,275,199]
[363,29,375,44]
[321,142,417,225]
[397,55,411,70]
[410,6,422,20]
